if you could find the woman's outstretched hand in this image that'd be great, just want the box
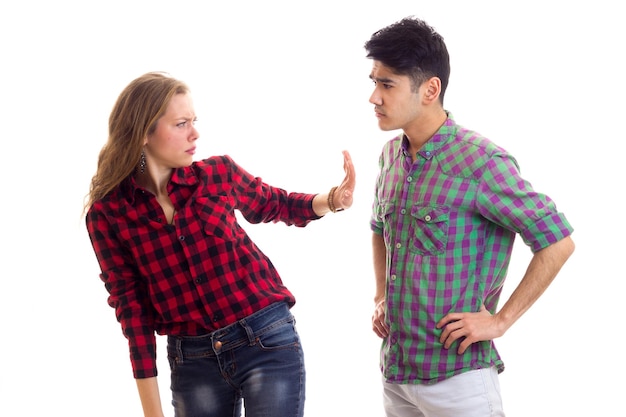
[333,150,355,211]
[312,150,356,216]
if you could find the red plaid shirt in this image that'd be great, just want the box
[86,155,319,378]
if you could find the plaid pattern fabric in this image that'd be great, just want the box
[87,155,318,378]
[371,115,573,384]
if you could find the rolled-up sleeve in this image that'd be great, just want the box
[477,154,574,253]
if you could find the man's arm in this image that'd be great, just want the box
[437,235,575,353]
[372,232,389,338]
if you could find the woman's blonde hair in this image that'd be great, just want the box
[84,72,189,211]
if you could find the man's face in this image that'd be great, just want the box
[368,60,423,132]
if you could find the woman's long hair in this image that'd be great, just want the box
[84,72,189,212]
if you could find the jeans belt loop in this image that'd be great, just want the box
[239,318,256,346]
[175,337,184,364]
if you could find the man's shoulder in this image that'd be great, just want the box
[438,126,516,178]
[453,126,506,157]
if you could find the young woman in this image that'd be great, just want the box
[84,71,355,417]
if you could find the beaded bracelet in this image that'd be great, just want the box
[327,186,344,213]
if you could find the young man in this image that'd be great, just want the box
[365,17,575,417]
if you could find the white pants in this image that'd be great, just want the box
[383,367,505,417]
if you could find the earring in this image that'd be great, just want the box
[139,150,146,174]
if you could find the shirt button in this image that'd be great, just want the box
[395,243,402,249]
[425,151,431,156]
[407,176,413,182]
[400,209,406,215]
[179,235,185,241]
[390,274,396,281]
[214,341,223,350]
[424,215,432,222]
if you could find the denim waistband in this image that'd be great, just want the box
[167,302,293,358]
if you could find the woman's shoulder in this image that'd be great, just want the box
[191,155,236,169]
[183,155,239,182]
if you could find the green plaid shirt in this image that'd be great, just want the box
[371,114,573,384]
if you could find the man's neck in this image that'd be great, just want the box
[403,108,448,154]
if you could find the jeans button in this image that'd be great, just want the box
[214,341,223,350]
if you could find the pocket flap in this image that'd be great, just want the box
[410,205,449,223]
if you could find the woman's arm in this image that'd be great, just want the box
[136,377,165,417]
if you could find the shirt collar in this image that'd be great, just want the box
[401,111,458,160]
[124,165,200,204]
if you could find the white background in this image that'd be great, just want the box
[1,1,623,416]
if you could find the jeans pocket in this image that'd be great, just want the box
[256,319,300,351]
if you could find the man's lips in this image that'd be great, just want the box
[186,147,196,154]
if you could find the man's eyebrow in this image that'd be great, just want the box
[369,74,396,84]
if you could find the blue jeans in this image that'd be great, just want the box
[166,302,306,417]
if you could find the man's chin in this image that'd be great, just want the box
[378,121,397,132]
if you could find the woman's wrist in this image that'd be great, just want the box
[327,186,344,213]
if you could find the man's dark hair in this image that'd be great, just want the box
[364,16,450,103]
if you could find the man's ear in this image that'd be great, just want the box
[423,77,442,104]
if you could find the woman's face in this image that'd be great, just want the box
[145,92,199,170]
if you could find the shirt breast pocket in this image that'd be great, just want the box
[195,196,243,241]
[409,205,449,256]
